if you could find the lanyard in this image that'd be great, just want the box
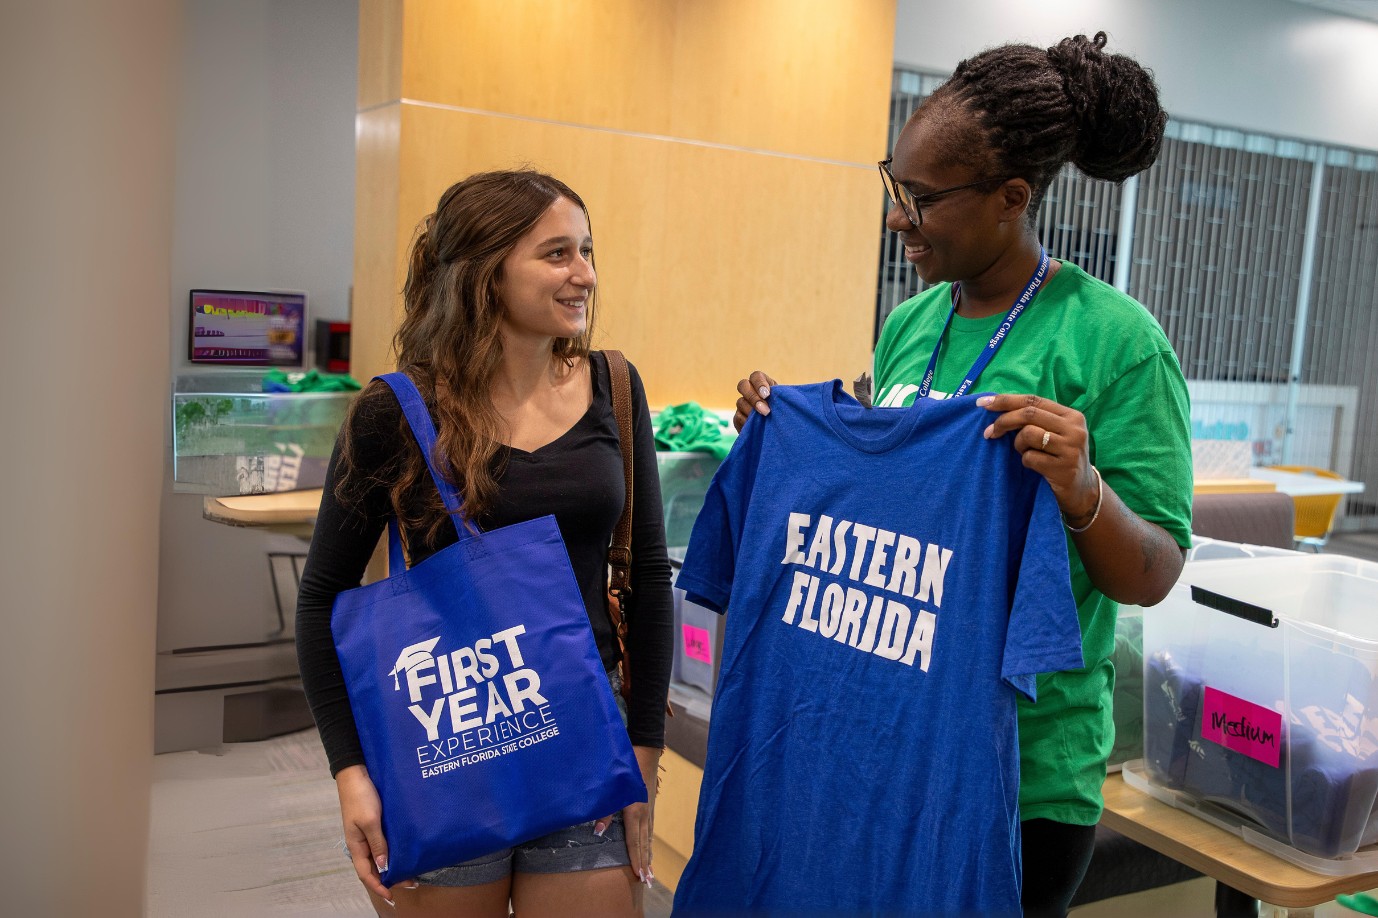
[916,249,1050,400]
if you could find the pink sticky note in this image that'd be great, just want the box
[682,625,712,664]
[1201,686,1283,767]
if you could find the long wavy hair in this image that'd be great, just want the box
[336,169,596,541]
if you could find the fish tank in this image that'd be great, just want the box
[172,374,354,495]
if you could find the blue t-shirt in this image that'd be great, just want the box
[672,382,1083,917]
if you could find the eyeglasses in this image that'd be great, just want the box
[878,158,1008,228]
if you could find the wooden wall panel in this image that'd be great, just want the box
[652,748,704,891]
[358,0,402,110]
[355,0,895,404]
[402,0,676,134]
[666,0,896,164]
[644,143,880,403]
[396,0,893,163]
[390,104,876,407]
[351,104,404,386]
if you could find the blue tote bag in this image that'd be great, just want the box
[331,372,646,886]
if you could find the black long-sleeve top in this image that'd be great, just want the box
[296,352,673,777]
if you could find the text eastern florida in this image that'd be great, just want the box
[777,512,953,671]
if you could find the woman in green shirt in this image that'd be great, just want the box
[735,32,1192,917]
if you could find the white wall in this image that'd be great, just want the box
[893,0,1378,151]
[159,0,357,654]
[171,0,358,362]
[0,0,178,913]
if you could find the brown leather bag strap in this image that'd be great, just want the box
[603,350,673,717]
[605,349,635,605]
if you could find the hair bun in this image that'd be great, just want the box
[1046,31,1166,182]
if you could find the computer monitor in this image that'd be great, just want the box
[188,289,307,367]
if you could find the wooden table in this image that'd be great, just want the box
[1101,772,1378,916]
[1247,467,1367,498]
[202,488,323,537]
[1194,478,1277,494]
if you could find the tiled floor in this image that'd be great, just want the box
[148,729,674,917]
[149,730,368,916]
[1329,530,1378,564]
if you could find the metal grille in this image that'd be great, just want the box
[1304,154,1378,521]
[874,71,947,342]
[878,67,1378,529]
[1131,125,1315,384]
[1038,165,1123,286]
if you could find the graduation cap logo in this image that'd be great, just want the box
[388,637,441,690]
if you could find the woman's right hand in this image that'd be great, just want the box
[733,371,777,432]
[336,764,395,905]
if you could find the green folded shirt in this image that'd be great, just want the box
[654,402,736,460]
[262,368,362,393]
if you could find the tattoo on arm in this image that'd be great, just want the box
[1140,530,1156,575]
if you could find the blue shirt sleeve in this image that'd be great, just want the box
[1000,477,1085,700]
[677,410,768,614]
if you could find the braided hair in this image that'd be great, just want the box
[919,32,1166,219]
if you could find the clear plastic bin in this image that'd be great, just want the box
[1108,606,1145,772]
[670,563,722,697]
[172,374,353,495]
[1138,551,1378,870]
[667,547,725,714]
[1108,539,1302,771]
[658,452,725,718]
[657,451,722,550]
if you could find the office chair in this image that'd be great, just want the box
[1267,465,1346,552]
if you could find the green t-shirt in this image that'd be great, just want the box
[873,261,1193,825]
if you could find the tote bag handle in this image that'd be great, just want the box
[375,372,468,574]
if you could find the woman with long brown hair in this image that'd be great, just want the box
[296,169,672,917]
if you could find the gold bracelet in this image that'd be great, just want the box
[1064,466,1103,534]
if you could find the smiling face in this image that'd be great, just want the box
[496,196,595,345]
[884,106,1017,286]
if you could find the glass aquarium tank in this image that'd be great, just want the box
[172,374,355,495]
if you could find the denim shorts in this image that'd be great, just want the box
[414,811,630,886]
[363,669,634,887]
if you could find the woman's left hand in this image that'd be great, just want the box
[594,744,661,887]
[977,393,1099,528]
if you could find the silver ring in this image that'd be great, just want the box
[1040,430,1052,450]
